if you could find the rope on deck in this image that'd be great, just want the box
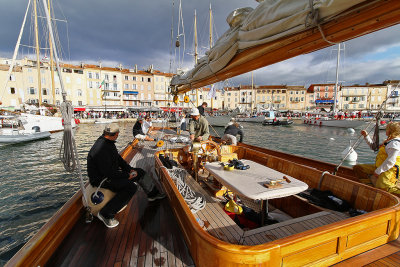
[168,167,206,213]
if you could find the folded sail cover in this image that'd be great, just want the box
[171,0,365,89]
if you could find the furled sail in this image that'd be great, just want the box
[171,0,400,94]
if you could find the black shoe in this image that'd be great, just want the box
[147,188,166,202]
[97,213,119,228]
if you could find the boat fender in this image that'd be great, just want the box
[347,128,355,134]
[341,145,358,162]
[319,121,322,126]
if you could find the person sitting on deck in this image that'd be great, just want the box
[222,121,243,145]
[87,123,165,228]
[132,117,155,141]
[353,122,400,195]
[189,107,210,142]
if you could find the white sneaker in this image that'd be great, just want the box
[97,213,119,228]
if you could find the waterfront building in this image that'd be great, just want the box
[341,83,387,112]
[255,85,287,111]
[0,59,24,111]
[222,87,240,111]
[286,86,307,112]
[307,84,337,112]
[384,80,400,112]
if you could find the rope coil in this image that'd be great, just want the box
[167,167,206,213]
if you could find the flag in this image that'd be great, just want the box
[99,79,105,89]
[208,84,216,99]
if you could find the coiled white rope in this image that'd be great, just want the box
[167,167,206,213]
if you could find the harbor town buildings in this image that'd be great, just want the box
[0,57,399,113]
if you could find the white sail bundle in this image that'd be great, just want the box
[171,0,365,88]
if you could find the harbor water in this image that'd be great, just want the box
[0,120,384,265]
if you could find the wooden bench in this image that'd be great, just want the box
[242,211,349,245]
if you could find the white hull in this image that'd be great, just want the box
[19,113,76,133]
[303,118,365,128]
[236,116,265,123]
[0,129,50,143]
[94,118,118,124]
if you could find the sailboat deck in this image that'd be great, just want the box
[46,131,195,267]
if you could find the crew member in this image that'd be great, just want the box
[222,122,243,145]
[88,123,165,228]
[132,117,154,141]
[353,122,400,195]
[197,102,208,116]
[189,107,210,142]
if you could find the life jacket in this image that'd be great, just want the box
[375,139,400,181]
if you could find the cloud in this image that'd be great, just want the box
[1,0,399,87]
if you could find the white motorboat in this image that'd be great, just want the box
[0,115,50,143]
[303,116,365,128]
[19,113,76,133]
[205,115,232,127]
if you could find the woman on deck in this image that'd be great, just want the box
[353,122,400,195]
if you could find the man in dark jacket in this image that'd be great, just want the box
[222,121,243,145]
[87,123,164,228]
[197,102,208,116]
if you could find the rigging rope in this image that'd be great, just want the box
[167,167,206,213]
[41,0,89,209]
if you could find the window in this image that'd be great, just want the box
[28,76,33,83]
[10,87,15,94]
[29,87,36,94]
[113,83,117,90]
[132,76,136,81]
[113,75,117,82]
[124,84,129,89]
[282,90,286,93]
[125,75,129,80]
[105,74,109,81]
[78,101,83,106]
[9,74,15,81]
[141,77,145,82]
[88,81,93,88]
[55,88,60,95]
[74,69,83,74]
[325,86,328,91]
[77,89,82,96]
[42,88,48,95]
[88,72,93,79]
[56,100,60,106]
[95,73,100,79]
[324,93,328,98]
[132,84,137,89]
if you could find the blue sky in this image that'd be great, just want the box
[0,0,399,87]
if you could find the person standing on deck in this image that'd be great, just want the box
[189,108,210,142]
[87,123,165,228]
[222,121,243,145]
[132,117,155,141]
[353,122,400,195]
[197,102,208,116]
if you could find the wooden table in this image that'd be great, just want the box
[204,159,308,225]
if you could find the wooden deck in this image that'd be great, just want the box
[43,131,400,266]
[46,131,195,266]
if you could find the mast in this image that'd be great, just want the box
[209,3,213,110]
[34,0,42,106]
[333,43,341,114]
[194,9,198,106]
[251,72,254,113]
[47,0,56,105]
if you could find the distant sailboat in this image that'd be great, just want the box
[1,0,76,133]
[303,43,365,128]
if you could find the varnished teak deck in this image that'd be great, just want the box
[42,134,400,266]
[46,136,195,267]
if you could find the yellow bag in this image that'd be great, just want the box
[224,199,243,214]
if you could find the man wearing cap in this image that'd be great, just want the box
[132,117,155,141]
[189,107,210,142]
[87,123,165,228]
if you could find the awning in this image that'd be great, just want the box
[315,100,334,104]
[123,91,139,95]
[74,107,86,112]
[161,107,183,112]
